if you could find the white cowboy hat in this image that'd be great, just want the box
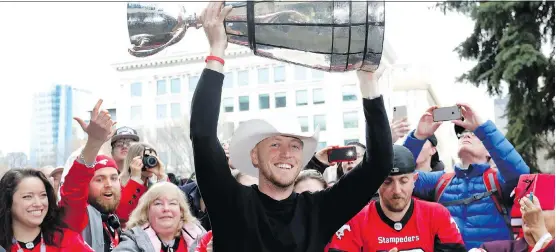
[229,116,320,178]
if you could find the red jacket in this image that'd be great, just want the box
[326,199,466,252]
[195,230,213,252]
[58,160,147,232]
[9,228,93,252]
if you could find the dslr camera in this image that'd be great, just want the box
[142,147,158,171]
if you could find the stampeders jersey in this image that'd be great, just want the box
[326,198,466,252]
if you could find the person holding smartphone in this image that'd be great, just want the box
[403,104,530,249]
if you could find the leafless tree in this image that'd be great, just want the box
[145,117,195,178]
[146,114,234,178]
[5,152,29,169]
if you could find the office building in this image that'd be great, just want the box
[29,85,93,167]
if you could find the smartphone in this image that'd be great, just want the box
[328,146,357,163]
[393,105,408,121]
[433,106,462,122]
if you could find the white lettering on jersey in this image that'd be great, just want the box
[377,235,420,244]
[335,224,351,240]
[450,217,461,234]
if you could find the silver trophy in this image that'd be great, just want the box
[127,1,385,72]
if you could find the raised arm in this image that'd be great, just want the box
[452,103,529,189]
[317,67,393,239]
[189,2,238,212]
[59,99,115,232]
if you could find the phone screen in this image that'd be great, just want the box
[433,106,462,122]
[328,146,357,163]
[393,106,408,121]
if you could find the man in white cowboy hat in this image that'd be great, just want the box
[189,2,394,252]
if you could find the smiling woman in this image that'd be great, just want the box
[114,182,206,252]
[0,169,93,251]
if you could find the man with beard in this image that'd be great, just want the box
[326,145,467,252]
[59,99,146,252]
[110,126,140,173]
[190,3,393,251]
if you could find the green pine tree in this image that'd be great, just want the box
[436,1,554,173]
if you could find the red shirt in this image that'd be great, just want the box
[195,231,213,252]
[326,199,465,252]
[10,228,93,252]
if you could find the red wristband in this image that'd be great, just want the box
[205,55,225,65]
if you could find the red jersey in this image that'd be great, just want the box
[326,198,465,252]
[9,228,93,252]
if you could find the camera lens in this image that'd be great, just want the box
[143,155,158,169]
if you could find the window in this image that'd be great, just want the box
[258,68,269,84]
[311,69,325,80]
[343,111,359,128]
[313,88,325,104]
[294,66,306,80]
[170,103,181,119]
[344,139,360,145]
[259,94,270,109]
[274,66,285,82]
[170,78,181,93]
[239,96,250,111]
[342,84,358,101]
[296,90,308,106]
[317,141,327,150]
[313,115,327,131]
[275,92,287,108]
[157,80,167,95]
[156,104,167,119]
[298,116,309,132]
[238,70,249,86]
[224,72,234,88]
[107,109,117,122]
[223,97,234,112]
[189,75,200,91]
[130,82,142,97]
[130,106,142,120]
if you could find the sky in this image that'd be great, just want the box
[0,1,500,156]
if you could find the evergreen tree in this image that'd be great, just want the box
[437,1,554,173]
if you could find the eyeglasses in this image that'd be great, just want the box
[113,140,134,148]
[457,131,475,139]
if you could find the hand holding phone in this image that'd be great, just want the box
[433,106,462,122]
[328,146,357,163]
[393,106,408,122]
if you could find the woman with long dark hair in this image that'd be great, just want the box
[0,169,93,251]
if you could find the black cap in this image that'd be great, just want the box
[111,126,140,144]
[391,145,416,176]
[427,134,438,147]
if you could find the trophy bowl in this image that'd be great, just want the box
[127,1,385,72]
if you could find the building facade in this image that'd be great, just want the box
[29,85,93,167]
[112,36,397,177]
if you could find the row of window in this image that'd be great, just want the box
[221,85,359,113]
[296,112,359,133]
[129,103,182,121]
[132,65,328,97]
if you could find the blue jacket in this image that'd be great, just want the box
[403,120,529,249]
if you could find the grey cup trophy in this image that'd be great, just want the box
[127,1,385,72]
